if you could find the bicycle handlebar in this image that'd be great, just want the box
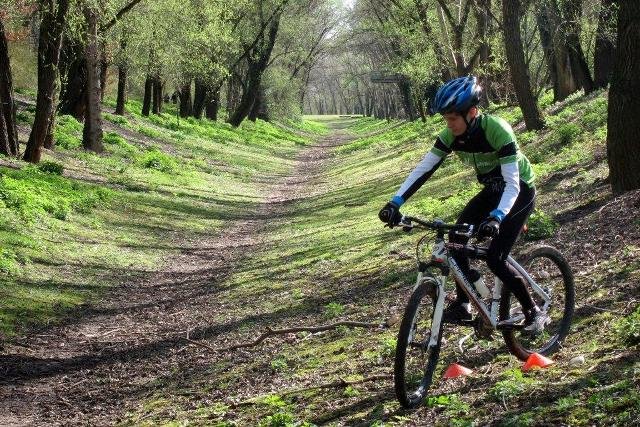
[399,216,475,237]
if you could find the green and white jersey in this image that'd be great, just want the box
[392,114,535,220]
[432,114,534,186]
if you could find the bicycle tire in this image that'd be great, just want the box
[500,245,575,361]
[394,276,443,408]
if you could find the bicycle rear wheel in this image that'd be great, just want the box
[394,276,443,408]
[500,246,575,361]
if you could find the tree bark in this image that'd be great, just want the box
[594,0,617,88]
[115,64,127,115]
[179,80,192,118]
[607,0,640,194]
[0,18,18,156]
[99,45,108,101]
[502,0,544,130]
[24,0,70,163]
[152,77,162,114]
[205,89,220,121]
[82,7,104,153]
[193,79,207,119]
[142,75,152,116]
[248,84,268,121]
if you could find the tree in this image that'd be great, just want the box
[607,0,640,194]
[23,0,70,163]
[228,0,288,127]
[82,4,104,153]
[502,0,544,130]
[0,17,19,156]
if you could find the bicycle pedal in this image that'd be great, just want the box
[496,321,524,331]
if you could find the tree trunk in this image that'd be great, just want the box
[82,7,104,153]
[249,84,268,121]
[58,40,87,120]
[564,0,595,93]
[607,0,640,194]
[205,89,220,121]
[502,0,544,130]
[152,77,162,114]
[99,45,108,101]
[594,0,617,88]
[0,105,9,156]
[0,18,18,156]
[24,0,70,163]
[179,80,192,118]
[142,75,152,116]
[193,79,207,119]
[115,64,127,115]
[397,78,415,120]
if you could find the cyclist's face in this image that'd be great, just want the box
[443,113,466,135]
[443,107,477,136]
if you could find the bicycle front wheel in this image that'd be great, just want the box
[394,277,443,409]
[500,245,575,361]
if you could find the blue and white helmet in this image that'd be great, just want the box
[431,76,482,114]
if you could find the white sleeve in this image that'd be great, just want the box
[394,151,444,202]
[495,162,520,217]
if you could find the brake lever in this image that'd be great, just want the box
[399,216,413,233]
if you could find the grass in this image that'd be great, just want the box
[0,98,322,337]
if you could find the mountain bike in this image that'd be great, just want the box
[393,216,575,409]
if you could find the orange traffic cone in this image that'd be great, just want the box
[443,363,473,379]
[522,352,554,371]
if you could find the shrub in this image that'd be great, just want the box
[525,209,558,240]
[137,147,177,172]
[556,123,582,146]
[54,132,82,149]
[136,125,162,139]
[16,111,33,125]
[103,131,126,146]
[0,248,19,274]
[54,115,83,149]
[614,306,640,345]
[38,161,64,175]
[103,113,129,126]
[324,302,344,318]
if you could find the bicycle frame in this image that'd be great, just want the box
[414,235,552,348]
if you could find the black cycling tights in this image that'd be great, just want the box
[449,182,536,311]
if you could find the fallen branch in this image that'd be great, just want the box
[232,373,391,407]
[580,304,623,315]
[184,320,390,353]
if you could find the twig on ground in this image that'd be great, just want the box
[232,373,391,407]
[184,320,387,353]
[580,304,623,315]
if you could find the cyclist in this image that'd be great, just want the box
[378,75,550,334]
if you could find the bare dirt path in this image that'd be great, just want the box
[0,127,353,426]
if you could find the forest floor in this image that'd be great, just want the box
[1,109,639,426]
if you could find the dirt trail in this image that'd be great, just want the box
[0,127,353,426]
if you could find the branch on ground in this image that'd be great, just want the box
[232,373,391,407]
[184,318,397,353]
